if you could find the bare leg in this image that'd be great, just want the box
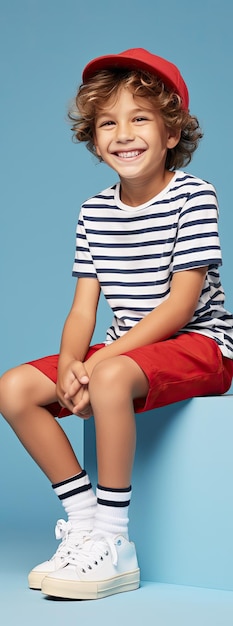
[88,356,149,488]
[0,365,82,483]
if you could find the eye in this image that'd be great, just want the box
[134,116,149,123]
[99,120,115,128]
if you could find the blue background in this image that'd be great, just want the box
[0,0,233,550]
[1,0,233,378]
[1,1,233,622]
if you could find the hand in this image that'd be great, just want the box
[56,360,90,414]
[64,363,93,418]
[69,384,93,419]
[72,387,93,419]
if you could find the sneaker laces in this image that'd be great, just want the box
[68,531,118,569]
[51,519,89,560]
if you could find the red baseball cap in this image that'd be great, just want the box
[82,47,189,110]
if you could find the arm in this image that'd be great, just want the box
[84,267,207,375]
[57,277,100,411]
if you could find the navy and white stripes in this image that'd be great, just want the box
[95,485,132,538]
[52,470,92,501]
[52,471,97,530]
[72,171,233,358]
[96,484,131,508]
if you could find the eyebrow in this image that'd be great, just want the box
[96,106,153,120]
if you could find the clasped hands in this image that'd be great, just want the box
[57,360,93,419]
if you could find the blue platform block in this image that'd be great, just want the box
[84,395,233,591]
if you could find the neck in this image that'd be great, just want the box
[119,170,175,207]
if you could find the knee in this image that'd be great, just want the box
[0,366,30,418]
[88,357,128,402]
[90,357,123,387]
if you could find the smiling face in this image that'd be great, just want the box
[94,87,180,197]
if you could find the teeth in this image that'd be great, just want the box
[116,150,142,158]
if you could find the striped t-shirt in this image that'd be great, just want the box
[72,170,233,358]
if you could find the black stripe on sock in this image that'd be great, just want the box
[97,497,130,507]
[97,484,131,493]
[58,483,92,501]
[52,470,87,489]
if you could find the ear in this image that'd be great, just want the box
[93,131,102,157]
[95,144,102,157]
[166,128,181,149]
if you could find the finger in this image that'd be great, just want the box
[71,362,89,385]
[72,390,90,415]
[74,404,93,419]
[64,379,82,399]
[78,411,92,420]
[59,397,75,413]
[79,375,89,384]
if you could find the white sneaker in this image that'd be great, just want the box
[28,519,91,590]
[41,532,140,600]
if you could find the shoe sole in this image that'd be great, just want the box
[28,571,47,590]
[41,568,140,600]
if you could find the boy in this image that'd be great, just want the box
[0,48,233,600]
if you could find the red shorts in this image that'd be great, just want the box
[28,332,233,418]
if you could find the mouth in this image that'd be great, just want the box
[113,149,145,159]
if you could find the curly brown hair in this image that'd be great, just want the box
[68,69,203,171]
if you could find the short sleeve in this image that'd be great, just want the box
[172,183,222,272]
[72,208,97,278]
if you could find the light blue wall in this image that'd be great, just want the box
[1,0,233,527]
[1,0,233,373]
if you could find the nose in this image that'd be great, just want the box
[115,121,135,143]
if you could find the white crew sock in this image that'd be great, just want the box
[52,470,97,531]
[94,484,132,540]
